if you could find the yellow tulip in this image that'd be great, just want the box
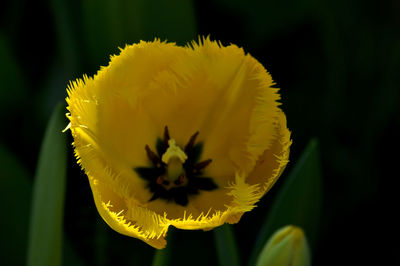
[65,37,291,249]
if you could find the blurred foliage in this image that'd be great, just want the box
[151,229,174,266]
[0,144,31,266]
[214,225,240,266]
[0,0,399,265]
[82,0,196,69]
[0,34,27,119]
[27,104,67,266]
[248,139,322,266]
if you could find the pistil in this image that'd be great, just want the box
[161,139,187,182]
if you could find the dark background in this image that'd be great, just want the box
[1,0,399,265]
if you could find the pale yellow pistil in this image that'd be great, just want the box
[161,139,187,182]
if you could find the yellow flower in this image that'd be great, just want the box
[66,38,291,249]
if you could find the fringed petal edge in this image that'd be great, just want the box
[88,175,169,249]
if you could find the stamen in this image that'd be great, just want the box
[163,126,170,146]
[185,131,199,153]
[174,174,187,185]
[145,145,161,166]
[193,159,213,173]
[156,176,163,185]
[135,127,217,206]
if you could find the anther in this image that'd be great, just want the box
[156,176,163,185]
[163,126,170,146]
[185,131,199,153]
[145,145,161,166]
[174,174,186,186]
[193,159,212,173]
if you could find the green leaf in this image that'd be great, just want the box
[0,144,32,266]
[81,0,197,69]
[151,229,175,266]
[0,132,82,266]
[214,224,240,266]
[27,103,68,266]
[248,139,323,266]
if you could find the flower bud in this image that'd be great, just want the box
[256,225,310,266]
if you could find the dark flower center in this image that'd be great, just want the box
[134,126,218,206]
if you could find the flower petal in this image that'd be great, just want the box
[247,109,291,191]
[88,174,168,249]
[222,110,291,224]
